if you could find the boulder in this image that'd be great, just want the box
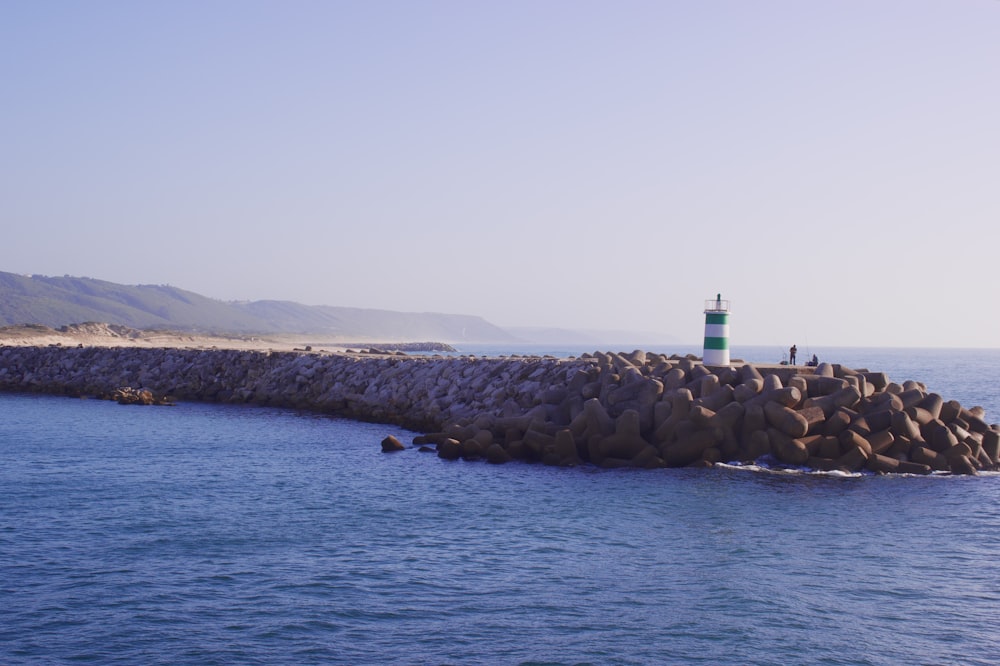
[743,429,770,461]
[599,410,648,460]
[866,453,900,474]
[835,445,869,472]
[911,446,949,472]
[768,428,809,465]
[764,402,809,438]
[485,443,512,464]
[437,438,462,460]
[662,430,718,467]
[553,429,580,466]
[380,435,406,452]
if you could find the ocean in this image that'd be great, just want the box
[2,346,999,665]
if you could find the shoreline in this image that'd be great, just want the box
[1,339,998,476]
[0,323,456,355]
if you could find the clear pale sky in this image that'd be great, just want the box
[2,1,997,347]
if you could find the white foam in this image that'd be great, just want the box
[716,460,1000,479]
[717,460,860,478]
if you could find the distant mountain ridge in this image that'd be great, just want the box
[0,271,517,343]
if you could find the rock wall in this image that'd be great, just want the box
[1,345,997,475]
[0,345,583,433]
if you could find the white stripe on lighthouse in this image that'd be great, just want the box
[704,324,729,339]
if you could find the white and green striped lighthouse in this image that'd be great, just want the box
[703,294,731,366]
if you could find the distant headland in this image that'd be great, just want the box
[0,271,668,346]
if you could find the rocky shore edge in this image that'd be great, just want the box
[1,345,996,475]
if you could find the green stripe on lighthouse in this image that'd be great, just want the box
[705,313,728,325]
[704,337,729,350]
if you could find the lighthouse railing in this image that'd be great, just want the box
[704,299,731,313]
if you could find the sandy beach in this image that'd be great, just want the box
[0,323,353,353]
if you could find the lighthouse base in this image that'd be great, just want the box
[703,349,730,366]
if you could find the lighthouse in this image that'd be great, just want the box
[703,294,730,366]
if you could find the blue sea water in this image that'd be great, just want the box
[2,347,1000,665]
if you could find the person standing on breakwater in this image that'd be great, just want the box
[789,344,797,365]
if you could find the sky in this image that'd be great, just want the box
[2,1,998,348]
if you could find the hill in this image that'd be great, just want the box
[0,272,517,343]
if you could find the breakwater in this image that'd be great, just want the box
[1,345,997,475]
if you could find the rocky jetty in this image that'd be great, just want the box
[412,351,999,475]
[0,345,509,432]
[0,345,996,475]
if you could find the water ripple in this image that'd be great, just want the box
[3,394,1000,664]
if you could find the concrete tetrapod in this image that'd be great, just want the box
[0,345,996,475]
[407,352,998,475]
